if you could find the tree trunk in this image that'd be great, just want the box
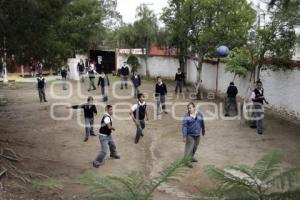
[145,55,150,80]
[256,64,262,81]
[179,56,187,85]
[196,55,204,99]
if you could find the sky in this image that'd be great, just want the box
[116,0,264,24]
[116,0,168,24]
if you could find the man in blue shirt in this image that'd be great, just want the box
[182,102,205,168]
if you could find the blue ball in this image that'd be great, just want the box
[217,46,230,57]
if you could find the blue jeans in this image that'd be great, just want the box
[84,118,94,139]
[133,86,139,98]
[94,134,117,166]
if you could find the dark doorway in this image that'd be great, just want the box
[89,50,115,74]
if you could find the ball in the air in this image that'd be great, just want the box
[217,46,229,57]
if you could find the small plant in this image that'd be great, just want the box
[78,158,189,200]
[127,55,140,73]
[198,149,300,200]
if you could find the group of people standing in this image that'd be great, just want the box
[35,58,269,169]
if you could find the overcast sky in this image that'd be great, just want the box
[116,0,267,24]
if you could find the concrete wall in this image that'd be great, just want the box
[67,55,87,81]
[117,54,300,119]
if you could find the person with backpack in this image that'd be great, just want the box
[66,96,97,142]
[97,71,110,102]
[131,71,141,98]
[130,93,149,144]
[155,76,168,115]
[36,73,47,103]
[93,105,120,168]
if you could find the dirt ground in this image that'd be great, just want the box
[0,78,300,200]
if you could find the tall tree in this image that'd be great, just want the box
[186,0,256,98]
[161,0,190,78]
[133,4,158,78]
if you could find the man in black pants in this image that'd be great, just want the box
[155,76,168,115]
[93,105,120,168]
[67,96,97,141]
[130,93,149,144]
[36,73,47,103]
[61,67,68,90]
[175,68,184,94]
[225,82,238,116]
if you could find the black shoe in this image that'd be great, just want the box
[88,89,91,92]
[92,162,99,168]
[191,158,198,162]
[84,138,88,142]
[225,113,230,117]
[164,111,168,114]
[187,163,193,168]
[44,100,48,102]
[90,133,97,136]
[141,133,144,137]
[250,125,257,129]
[257,132,263,135]
[110,155,120,159]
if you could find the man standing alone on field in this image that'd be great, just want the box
[120,62,129,89]
[182,102,205,168]
[225,82,238,116]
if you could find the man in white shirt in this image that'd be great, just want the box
[250,80,269,134]
[130,93,149,144]
[93,105,120,168]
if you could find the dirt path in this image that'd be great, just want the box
[0,79,300,199]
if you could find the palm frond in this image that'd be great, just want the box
[78,171,123,199]
[266,168,300,190]
[142,157,189,199]
[266,187,300,200]
[253,149,283,181]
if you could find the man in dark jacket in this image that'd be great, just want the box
[67,96,97,141]
[175,68,184,94]
[131,71,141,98]
[120,62,129,89]
[155,76,168,115]
[36,73,47,103]
[225,82,238,116]
[61,67,68,90]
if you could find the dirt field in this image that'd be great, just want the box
[1,78,300,199]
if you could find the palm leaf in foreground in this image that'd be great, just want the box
[199,149,300,200]
[78,158,189,200]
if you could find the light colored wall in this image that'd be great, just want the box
[117,54,300,119]
[67,54,87,81]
